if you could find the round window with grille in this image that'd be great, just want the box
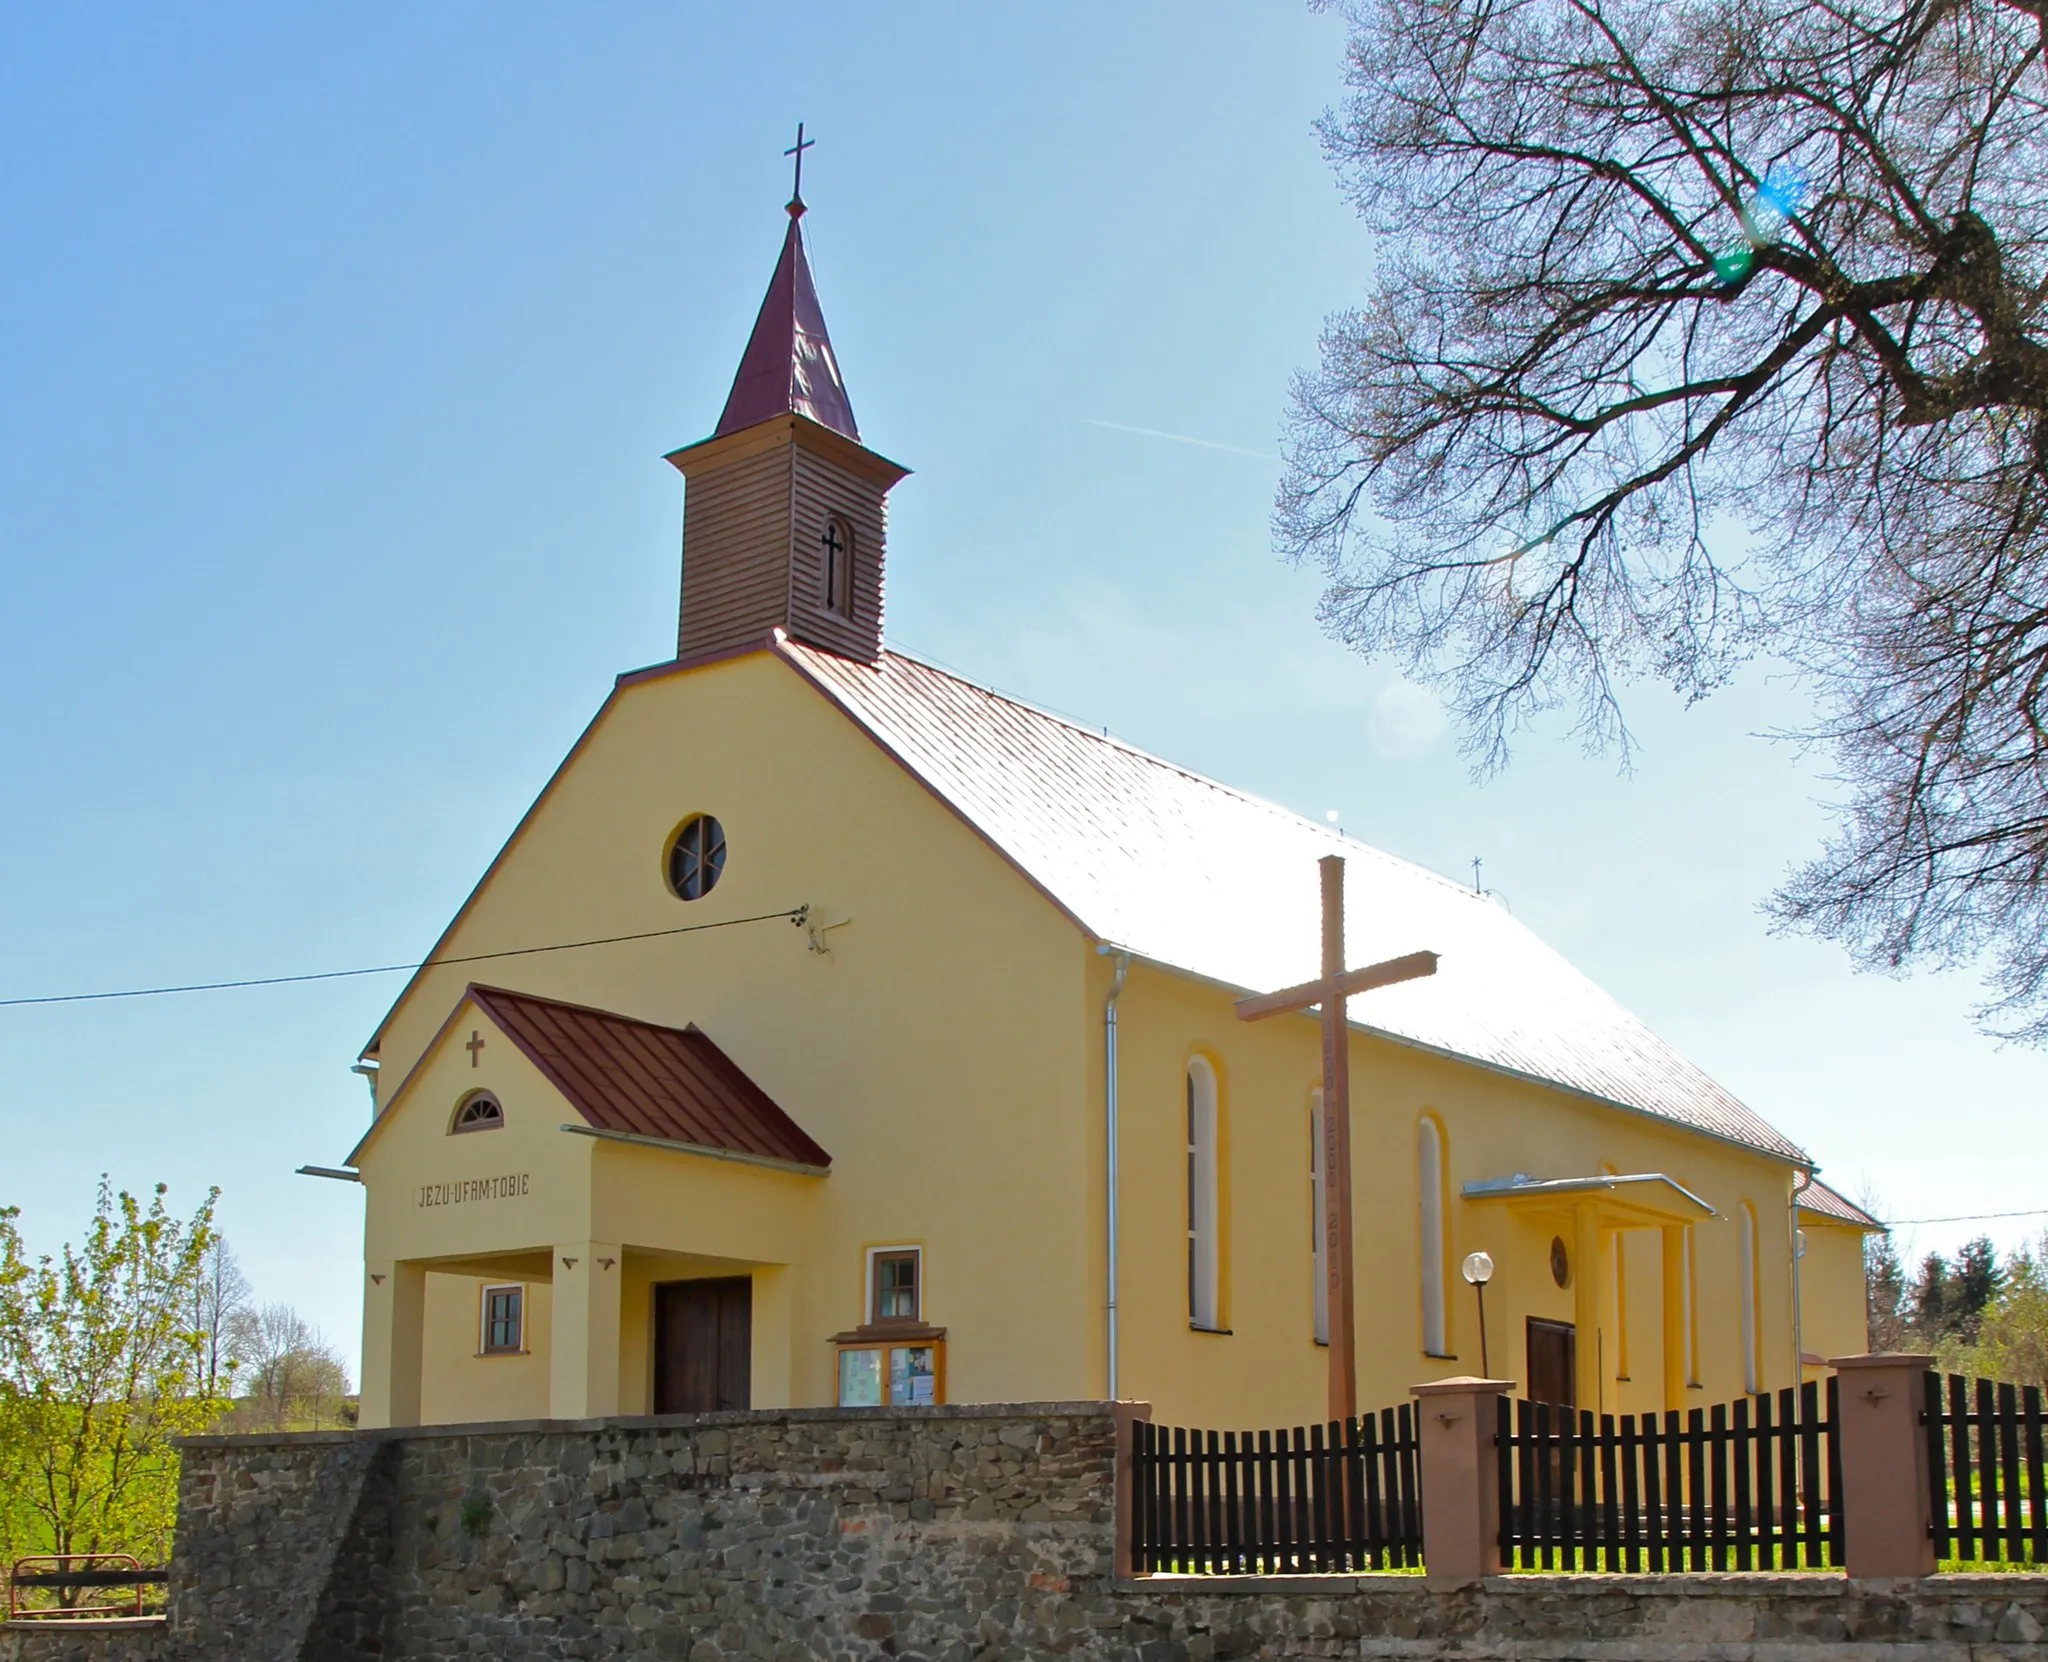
[668,814,727,901]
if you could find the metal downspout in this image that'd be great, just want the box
[1790,1168,1813,1386]
[1102,947,1130,1401]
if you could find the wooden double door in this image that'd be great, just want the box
[1526,1317,1576,1408]
[654,1276,751,1414]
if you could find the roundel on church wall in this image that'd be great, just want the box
[667,814,727,902]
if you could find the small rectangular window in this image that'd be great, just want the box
[873,1249,919,1323]
[481,1284,524,1355]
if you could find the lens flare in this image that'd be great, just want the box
[1714,165,1806,285]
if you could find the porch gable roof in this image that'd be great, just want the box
[463,985,831,1171]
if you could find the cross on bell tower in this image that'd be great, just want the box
[785,122,815,216]
[664,129,910,666]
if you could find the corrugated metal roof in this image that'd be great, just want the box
[470,985,831,1170]
[781,640,1809,1166]
[1798,1178,1884,1230]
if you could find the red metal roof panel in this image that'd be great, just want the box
[469,985,829,1169]
[714,215,859,442]
[1798,1179,1885,1229]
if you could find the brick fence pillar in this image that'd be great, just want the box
[1830,1352,1937,1579]
[1411,1375,1514,1586]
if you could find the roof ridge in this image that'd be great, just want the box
[468,982,703,1037]
[863,643,1488,908]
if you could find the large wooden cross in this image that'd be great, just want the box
[1235,855,1437,1424]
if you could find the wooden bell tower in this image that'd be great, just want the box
[666,179,908,666]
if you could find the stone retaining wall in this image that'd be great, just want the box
[0,1623,161,1662]
[3,1405,2045,1661]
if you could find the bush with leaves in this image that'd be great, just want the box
[0,1180,232,1567]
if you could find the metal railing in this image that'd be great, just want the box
[6,1555,167,1622]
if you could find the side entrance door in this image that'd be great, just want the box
[654,1277,752,1413]
[1526,1317,1576,1408]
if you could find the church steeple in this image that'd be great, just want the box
[666,139,907,667]
[713,209,860,443]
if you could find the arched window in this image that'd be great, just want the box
[822,514,855,617]
[1613,1238,1631,1381]
[1681,1224,1699,1386]
[1740,1203,1760,1393]
[1418,1116,1448,1355]
[1186,1057,1221,1330]
[1309,1090,1328,1345]
[452,1091,504,1134]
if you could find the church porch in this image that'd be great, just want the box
[362,1243,796,1427]
[1463,1171,1716,1414]
[350,984,830,1430]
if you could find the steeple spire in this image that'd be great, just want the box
[713,128,858,442]
[665,140,909,668]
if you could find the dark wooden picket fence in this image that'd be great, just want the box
[1496,1380,1841,1571]
[1924,1371,2047,1565]
[1132,1406,1422,1573]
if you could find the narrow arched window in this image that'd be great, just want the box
[1418,1117,1447,1356]
[1186,1058,1220,1331]
[822,514,855,617]
[1613,1239,1631,1381]
[1739,1203,1760,1393]
[1309,1090,1328,1345]
[1681,1224,1700,1386]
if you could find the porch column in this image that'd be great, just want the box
[359,1260,425,1429]
[550,1241,622,1421]
[1573,1203,1601,1410]
[1661,1224,1688,1411]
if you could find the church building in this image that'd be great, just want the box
[333,186,1880,1435]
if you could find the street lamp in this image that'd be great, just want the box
[1462,1250,1495,1377]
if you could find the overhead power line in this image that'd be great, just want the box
[0,907,807,1009]
[1884,1206,2048,1227]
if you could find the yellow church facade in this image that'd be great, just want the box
[333,197,1879,1436]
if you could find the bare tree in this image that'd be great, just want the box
[1283,0,2048,1034]
[224,1303,350,1431]
[189,1234,251,1397]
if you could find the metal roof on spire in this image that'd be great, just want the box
[713,125,860,442]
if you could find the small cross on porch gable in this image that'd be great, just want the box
[1235,854,1437,1424]
[465,1030,486,1068]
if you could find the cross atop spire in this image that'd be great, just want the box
[785,122,815,219]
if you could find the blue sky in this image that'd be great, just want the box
[2,2,2039,1371]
